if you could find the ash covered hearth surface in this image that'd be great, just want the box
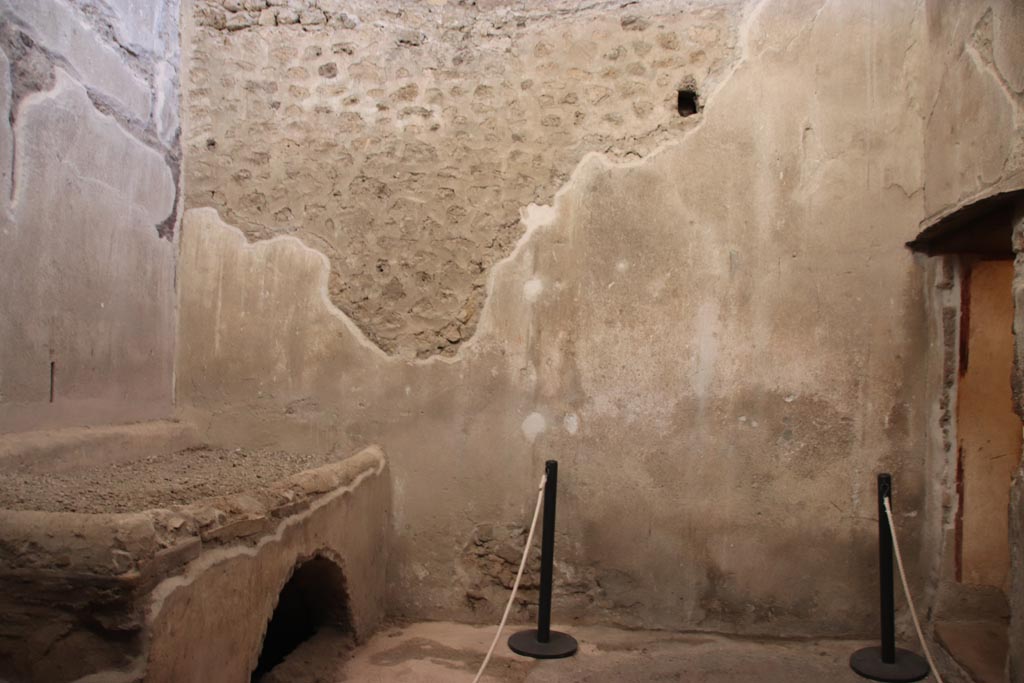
[0,444,345,513]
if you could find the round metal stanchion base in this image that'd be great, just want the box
[850,646,930,682]
[508,629,578,659]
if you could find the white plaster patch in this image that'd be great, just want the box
[648,272,671,298]
[154,60,179,147]
[563,413,579,435]
[616,260,629,272]
[521,412,546,442]
[523,277,544,302]
[106,0,166,54]
[521,203,556,228]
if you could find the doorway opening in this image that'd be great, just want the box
[908,190,1024,683]
[956,258,1020,590]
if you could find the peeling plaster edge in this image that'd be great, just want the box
[184,206,393,361]
[144,445,386,621]
[8,67,177,231]
[403,0,771,367]
[964,10,1024,109]
[185,0,770,367]
[0,1,178,161]
[0,0,152,121]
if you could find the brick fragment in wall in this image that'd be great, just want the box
[185,0,743,358]
[462,524,603,614]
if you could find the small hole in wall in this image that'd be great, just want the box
[205,138,217,150]
[677,89,699,117]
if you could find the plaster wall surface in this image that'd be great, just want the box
[179,0,937,637]
[0,0,181,433]
[185,0,745,358]
[923,0,1024,219]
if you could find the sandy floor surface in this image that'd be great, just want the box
[261,620,890,683]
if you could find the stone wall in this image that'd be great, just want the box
[180,0,936,637]
[0,0,181,433]
[184,0,745,358]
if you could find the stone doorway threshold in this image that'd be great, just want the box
[265,620,910,682]
[935,619,1009,683]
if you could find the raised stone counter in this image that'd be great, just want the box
[0,425,389,683]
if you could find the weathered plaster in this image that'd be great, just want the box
[0,0,182,433]
[0,0,152,121]
[0,71,176,432]
[178,0,937,637]
[184,0,746,358]
[924,0,1024,220]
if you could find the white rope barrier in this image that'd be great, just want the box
[882,496,944,683]
[472,473,547,683]
[473,478,941,683]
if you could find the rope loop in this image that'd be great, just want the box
[883,496,944,683]
[472,473,547,683]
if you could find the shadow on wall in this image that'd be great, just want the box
[251,554,355,681]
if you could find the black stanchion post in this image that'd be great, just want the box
[879,473,897,665]
[850,473,929,682]
[537,459,557,643]
[508,460,578,659]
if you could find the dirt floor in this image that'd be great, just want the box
[262,621,899,683]
[0,446,343,513]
